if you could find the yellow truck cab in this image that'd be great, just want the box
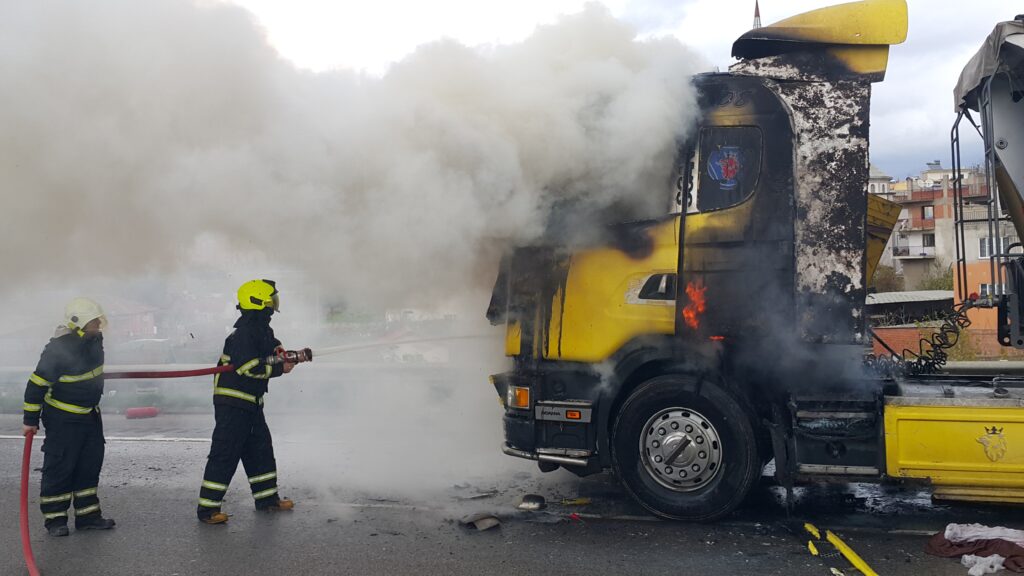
[489,0,1024,521]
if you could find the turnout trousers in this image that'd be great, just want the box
[197,404,280,518]
[39,411,105,528]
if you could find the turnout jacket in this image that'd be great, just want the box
[213,309,284,411]
[23,329,105,426]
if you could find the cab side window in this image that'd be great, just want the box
[694,127,762,212]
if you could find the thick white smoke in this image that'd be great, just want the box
[0,0,706,307]
[1,0,708,502]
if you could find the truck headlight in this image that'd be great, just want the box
[507,385,530,409]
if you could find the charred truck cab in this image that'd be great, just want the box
[490,0,1024,521]
[488,0,911,521]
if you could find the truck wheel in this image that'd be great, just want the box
[611,374,759,521]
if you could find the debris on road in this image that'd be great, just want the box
[459,512,500,531]
[560,497,591,506]
[927,522,1024,574]
[517,494,546,511]
[454,491,498,501]
[801,522,879,576]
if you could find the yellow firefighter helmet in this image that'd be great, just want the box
[237,279,279,312]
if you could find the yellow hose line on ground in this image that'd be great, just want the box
[804,522,822,540]
[825,530,879,576]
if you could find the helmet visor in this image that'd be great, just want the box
[271,292,280,312]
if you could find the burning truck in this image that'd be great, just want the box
[487,0,1024,521]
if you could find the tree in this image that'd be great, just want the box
[919,259,953,291]
[872,264,904,292]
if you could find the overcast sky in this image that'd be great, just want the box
[226,0,1012,180]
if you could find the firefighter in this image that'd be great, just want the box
[22,297,116,537]
[197,279,297,524]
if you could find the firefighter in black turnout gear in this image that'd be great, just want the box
[197,279,297,524]
[22,298,116,537]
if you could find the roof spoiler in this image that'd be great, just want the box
[731,0,908,81]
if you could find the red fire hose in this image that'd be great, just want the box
[21,430,40,576]
[104,365,236,379]
[19,364,234,575]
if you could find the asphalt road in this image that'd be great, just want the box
[2,413,1019,576]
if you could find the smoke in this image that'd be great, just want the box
[0,0,706,308]
[0,0,710,506]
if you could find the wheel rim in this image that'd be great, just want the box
[639,407,723,492]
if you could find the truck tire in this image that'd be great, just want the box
[611,374,759,521]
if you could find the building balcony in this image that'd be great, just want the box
[902,217,936,230]
[894,189,941,203]
[892,245,936,259]
[959,184,989,201]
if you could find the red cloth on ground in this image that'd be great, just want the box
[926,532,1024,572]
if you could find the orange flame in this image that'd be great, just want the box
[682,281,707,330]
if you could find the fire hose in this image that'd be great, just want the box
[21,430,40,576]
[104,348,313,380]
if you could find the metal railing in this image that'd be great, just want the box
[894,189,941,203]
[892,245,936,258]
[903,217,936,230]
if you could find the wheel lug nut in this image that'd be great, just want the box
[658,428,666,436]
[699,451,706,459]
[692,464,700,472]
[671,422,679,430]
[655,455,663,463]
[696,436,704,444]
[685,425,694,433]
[653,440,660,448]
[665,467,673,474]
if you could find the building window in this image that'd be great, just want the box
[923,234,935,247]
[870,183,876,194]
[980,236,1020,259]
[980,284,1007,297]
[922,205,934,220]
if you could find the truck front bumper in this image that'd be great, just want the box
[501,443,592,467]
[492,370,601,471]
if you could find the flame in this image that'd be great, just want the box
[682,281,707,330]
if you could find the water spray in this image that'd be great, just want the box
[102,335,493,379]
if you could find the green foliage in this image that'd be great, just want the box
[872,264,904,292]
[918,259,954,291]
[942,327,978,361]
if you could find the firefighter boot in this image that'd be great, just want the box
[198,511,229,525]
[257,497,294,512]
[46,520,69,537]
[76,516,116,531]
